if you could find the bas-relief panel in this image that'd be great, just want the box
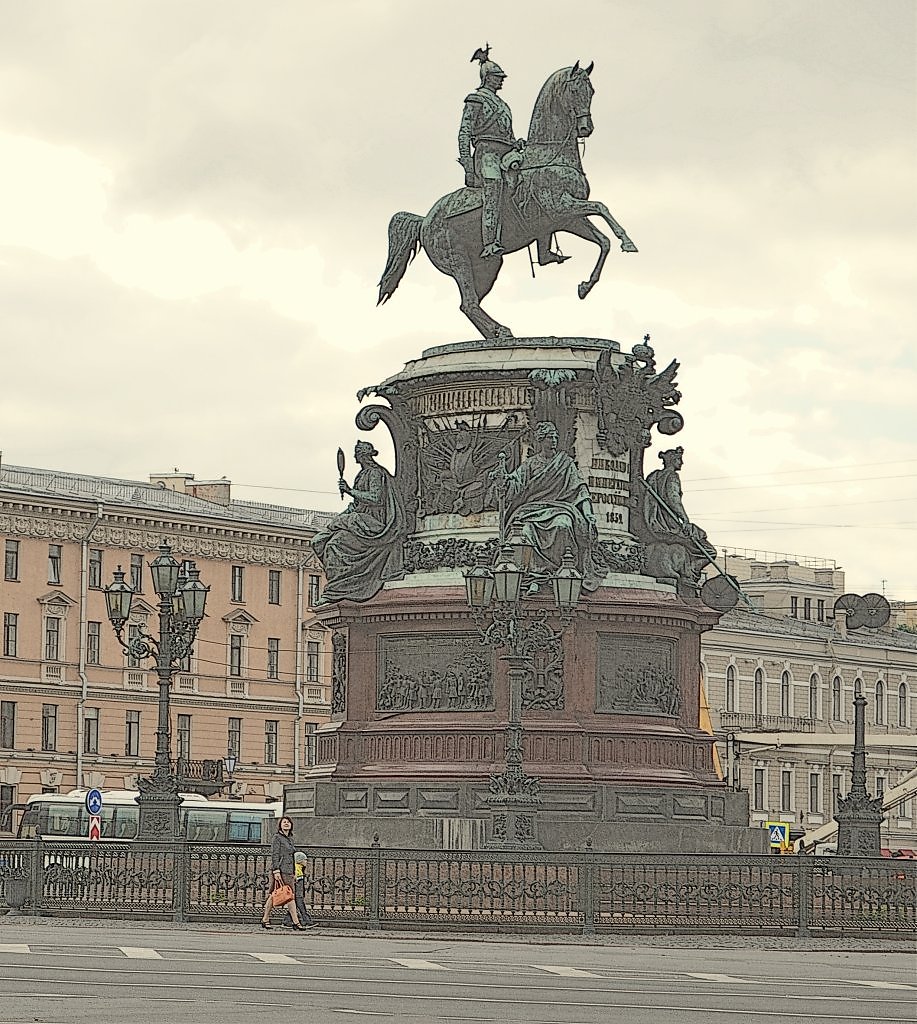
[596,634,680,717]
[376,633,494,713]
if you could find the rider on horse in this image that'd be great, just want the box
[458,49,524,259]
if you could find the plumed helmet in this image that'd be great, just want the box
[479,59,507,84]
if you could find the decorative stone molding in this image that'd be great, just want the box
[376,633,494,713]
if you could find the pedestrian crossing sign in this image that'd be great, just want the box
[766,821,790,849]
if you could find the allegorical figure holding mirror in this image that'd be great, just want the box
[313,441,406,604]
[497,421,603,594]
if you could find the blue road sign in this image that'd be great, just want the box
[85,789,103,816]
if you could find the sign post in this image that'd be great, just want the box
[766,820,791,853]
[86,789,103,841]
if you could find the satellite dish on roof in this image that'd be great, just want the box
[833,592,890,631]
[834,593,867,630]
[701,574,740,613]
[861,593,891,629]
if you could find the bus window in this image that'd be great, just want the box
[184,810,228,843]
[17,805,39,840]
[47,806,84,838]
[113,807,139,840]
[227,813,265,843]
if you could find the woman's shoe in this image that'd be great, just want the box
[260,921,272,930]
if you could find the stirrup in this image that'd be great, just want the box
[480,242,505,258]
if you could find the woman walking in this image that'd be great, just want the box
[261,816,310,930]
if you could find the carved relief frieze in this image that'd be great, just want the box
[331,632,347,714]
[596,634,680,717]
[376,633,494,713]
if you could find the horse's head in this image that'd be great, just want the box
[566,61,595,138]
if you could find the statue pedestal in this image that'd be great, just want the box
[294,336,762,853]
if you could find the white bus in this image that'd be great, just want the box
[11,790,283,844]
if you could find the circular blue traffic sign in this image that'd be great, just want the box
[85,789,103,815]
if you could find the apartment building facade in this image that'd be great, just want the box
[703,553,917,851]
[0,463,332,826]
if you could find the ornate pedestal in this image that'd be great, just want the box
[289,336,763,853]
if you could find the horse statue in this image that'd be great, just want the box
[378,62,637,340]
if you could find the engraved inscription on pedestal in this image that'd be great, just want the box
[596,634,680,717]
[377,633,494,712]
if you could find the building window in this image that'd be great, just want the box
[268,570,281,605]
[753,768,765,811]
[725,666,736,712]
[230,635,244,677]
[177,714,191,761]
[130,553,144,592]
[832,773,843,815]
[803,597,811,620]
[898,683,909,727]
[0,701,16,749]
[308,574,321,608]
[83,707,99,754]
[809,772,821,813]
[127,624,142,669]
[48,543,62,584]
[176,643,192,673]
[306,641,320,684]
[88,548,103,589]
[780,770,792,812]
[45,617,61,661]
[780,671,791,718]
[231,566,244,602]
[790,596,798,618]
[817,599,825,622]
[264,720,278,765]
[0,785,14,828]
[854,677,863,697]
[87,621,101,665]
[809,674,819,720]
[3,613,18,658]
[752,669,764,717]
[304,722,317,768]
[267,638,280,680]
[875,681,885,726]
[832,676,842,721]
[41,704,58,752]
[125,710,141,757]
[228,717,242,760]
[876,775,886,799]
[4,540,20,581]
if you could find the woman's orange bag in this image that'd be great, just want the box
[270,883,294,908]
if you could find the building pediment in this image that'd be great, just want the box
[37,590,77,610]
[222,608,259,626]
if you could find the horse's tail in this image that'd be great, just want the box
[377,211,423,305]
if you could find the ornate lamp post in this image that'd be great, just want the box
[465,539,583,850]
[835,694,884,857]
[105,545,210,840]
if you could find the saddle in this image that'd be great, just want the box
[445,151,525,220]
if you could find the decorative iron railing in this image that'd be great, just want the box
[1,840,913,937]
[719,712,817,733]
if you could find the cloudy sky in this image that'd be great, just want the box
[0,1,914,597]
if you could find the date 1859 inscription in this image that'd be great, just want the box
[596,634,680,717]
[377,633,494,712]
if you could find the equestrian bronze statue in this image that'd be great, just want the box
[378,53,637,340]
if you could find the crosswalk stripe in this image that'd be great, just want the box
[248,952,302,965]
[389,958,450,971]
[532,965,602,979]
[0,944,30,954]
[118,947,163,959]
[848,979,916,990]
[686,972,754,984]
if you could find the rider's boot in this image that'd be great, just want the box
[480,181,505,258]
[537,237,570,265]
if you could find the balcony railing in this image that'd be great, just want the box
[172,758,224,796]
[719,712,817,733]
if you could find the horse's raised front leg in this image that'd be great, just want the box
[558,196,637,253]
[559,218,611,299]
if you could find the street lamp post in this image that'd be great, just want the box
[464,540,583,850]
[223,755,238,799]
[105,545,210,840]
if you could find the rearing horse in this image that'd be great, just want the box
[378,63,637,340]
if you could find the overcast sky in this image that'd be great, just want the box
[0,1,914,597]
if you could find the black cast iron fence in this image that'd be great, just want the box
[1,840,913,938]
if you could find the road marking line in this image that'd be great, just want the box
[248,952,302,965]
[849,980,916,990]
[532,965,602,979]
[390,958,450,971]
[686,973,754,984]
[0,944,30,954]
[118,947,163,959]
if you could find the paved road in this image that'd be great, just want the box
[0,922,913,1023]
